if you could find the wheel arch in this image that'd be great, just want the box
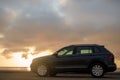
[88,60,107,71]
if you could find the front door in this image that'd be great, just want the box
[54,46,77,71]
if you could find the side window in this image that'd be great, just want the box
[57,46,74,56]
[77,47,93,55]
[81,49,93,54]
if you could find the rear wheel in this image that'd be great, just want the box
[90,63,105,78]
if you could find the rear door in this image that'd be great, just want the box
[75,46,95,68]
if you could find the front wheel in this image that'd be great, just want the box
[37,64,49,77]
[90,63,105,78]
[36,64,56,77]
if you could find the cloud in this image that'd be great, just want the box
[0,0,120,62]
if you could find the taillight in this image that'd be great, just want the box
[108,54,114,59]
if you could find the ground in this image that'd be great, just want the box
[0,71,120,80]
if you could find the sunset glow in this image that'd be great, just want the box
[0,47,53,68]
[12,50,53,67]
[0,0,120,69]
[0,34,4,38]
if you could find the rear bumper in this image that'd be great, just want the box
[107,63,117,72]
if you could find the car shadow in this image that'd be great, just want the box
[49,73,120,79]
[52,76,120,79]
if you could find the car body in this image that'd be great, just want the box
[30,44,116,77]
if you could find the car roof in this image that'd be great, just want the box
[70,44,104,47]
[60,44,104,49]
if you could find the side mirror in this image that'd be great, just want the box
[53,53,58,57]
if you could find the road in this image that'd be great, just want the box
[0,71,120,80]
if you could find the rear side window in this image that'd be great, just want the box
[99,46,111,53]
[77,47,93,55]
[93,47,100,53]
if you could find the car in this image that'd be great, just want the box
[30,44,116,78]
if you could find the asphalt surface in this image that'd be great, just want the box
[0,71,120,80]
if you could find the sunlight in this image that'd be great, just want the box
[0,34,4,38]
[115,59,120,68]
[12,52,32,67]
[36,50,53,57]
[10,49,53,71]
[60,0,67,6]
[27,47,35,54]
[0,48,6,53]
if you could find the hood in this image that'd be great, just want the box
[32,55,54,62]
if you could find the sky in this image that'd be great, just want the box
[0,0,120,67]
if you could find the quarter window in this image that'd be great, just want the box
[94,47,100,53]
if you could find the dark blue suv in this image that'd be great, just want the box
[30,44,116,77]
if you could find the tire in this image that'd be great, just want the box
[37,64,49,77]
[90,63,105,78]
[36,64,56,77]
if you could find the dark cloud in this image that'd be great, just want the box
[0,8,9,33]
[0,0,120,61]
